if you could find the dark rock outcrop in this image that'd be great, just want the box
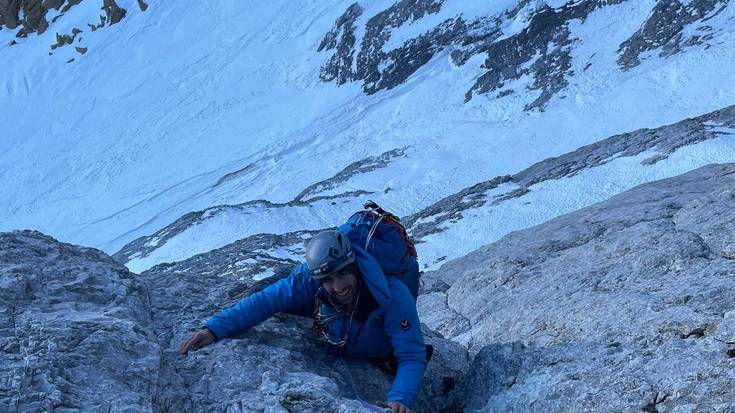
[318,0,728,110]
[319,0,484,97]
[1,0,128,37]
[102,0,125,25]
[2,0,136,55]
[466,0,626,110]
[617,0,727,70]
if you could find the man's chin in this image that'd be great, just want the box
[332,293,353,307]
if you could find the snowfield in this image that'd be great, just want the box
[2,0,734,273]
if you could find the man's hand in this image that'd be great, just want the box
[376,401,413,413]
[179,328,216,355]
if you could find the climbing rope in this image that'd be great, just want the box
[327,357,387,412]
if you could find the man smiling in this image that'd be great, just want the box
[180,229,427,413]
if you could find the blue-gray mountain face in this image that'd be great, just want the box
[0,230,467,412]
[2,0,735,411]
[3,164,734,412]
[319,0,726,110]
[420,163,735,412]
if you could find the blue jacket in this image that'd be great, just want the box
[206,244,427,407]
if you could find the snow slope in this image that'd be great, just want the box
[2,0,734,273]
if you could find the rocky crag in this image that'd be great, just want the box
[1,0,146,53]
[420,163,735,411]
[0,0,135,35]
[3,163,734,412]
[0,230,467,412]
[0,231,159,411]
[319,0,728,110]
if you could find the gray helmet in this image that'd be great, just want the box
[305,230,355,279]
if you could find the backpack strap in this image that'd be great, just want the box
[364,213,385,250]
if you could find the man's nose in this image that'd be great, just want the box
[333,279,347,291]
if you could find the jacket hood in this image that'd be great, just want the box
[352,244,392,308]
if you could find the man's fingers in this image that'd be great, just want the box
[180,333,202,355]
[180,337,193,355]
[375,401,411,413]
[180,329,217,355]
[180,337,191,354]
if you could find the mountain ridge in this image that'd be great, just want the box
[117,104,735,273]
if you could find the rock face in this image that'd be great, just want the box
[318,0,728,110]
[617,0,728,70]
[0,231,159,411]
[4,163,735,411]
[137,228,468,412]
[421,163,735,411]
[1,230,467,412]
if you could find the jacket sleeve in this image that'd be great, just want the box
[383,279,427,407]
[206,263,318,340]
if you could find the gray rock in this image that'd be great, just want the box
[0,230,159,412]
[432,163,735,411]
[1,230,468,412]
[417,291,471,338]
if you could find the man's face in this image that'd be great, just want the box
[321,271,359,307]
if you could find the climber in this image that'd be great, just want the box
[180,229,427,413]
